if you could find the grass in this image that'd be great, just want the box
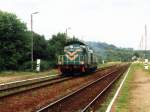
[0,69,58,77]
[0,69,58,84]
[143,62,150,75]
[99,61,122,68]
[0,69,59,84]
[0,61,121,77]
[97,64,130,112]
[114,63,142,112]
[97,63,143,112]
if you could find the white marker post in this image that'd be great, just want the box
[144,59,148,70]
[36,59,41,72]
[102,60,105,64]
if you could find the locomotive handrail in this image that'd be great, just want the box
[58,55,85,65]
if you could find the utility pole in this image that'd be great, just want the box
[65,28,68,37]
[139,35,143,50]
[31,12,39,71]
[145,24,147,58]
[144,24,148,69]
[66,27,71,37]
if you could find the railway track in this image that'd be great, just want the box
[37,64,129,112]
[81,65,129,112]
[0,65,116,98]
[0,75,73,97]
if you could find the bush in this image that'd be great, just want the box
[0,11,31,71]
[20,60,55,71]
[0,57,5,71]
[40,60,50,71]
[20,61,32,71]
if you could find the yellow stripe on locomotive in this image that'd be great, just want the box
[58,41,98,74]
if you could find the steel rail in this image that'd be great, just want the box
[0,64,117,92]
[36,66,123,112]
[81,66,128,112]
[0,64,115,91]
[0,76,73,98]
[0,75,59,91]
[0,64,119,98]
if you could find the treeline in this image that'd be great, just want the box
[0,10,70,71]
[0,10,143,71]
[88,42,137,62]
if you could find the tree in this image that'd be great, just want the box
[33,32,49,60]
[47,33,67,66]
[0,11,31,70]
[133,52,140,58]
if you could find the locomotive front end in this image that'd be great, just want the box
[58,44,86,74]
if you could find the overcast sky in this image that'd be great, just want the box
[0,0,150,49]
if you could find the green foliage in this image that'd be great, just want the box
[65,36,81,45]
[88,41,134,62]
[0,10,31,70]
[20,61,32,71]
[47,33,67,66]
[115,64,140,112]
[133,52,140,58]
[105,48,133,62]
[135,50,150,59]
[0,10,54,71]
[40,60,50,71]
[1,10,149,72]
[16,60,51,71]
[33,32,49,60]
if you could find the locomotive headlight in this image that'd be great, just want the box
[58,61,62,65]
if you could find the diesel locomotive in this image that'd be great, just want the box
[58,40,98,74]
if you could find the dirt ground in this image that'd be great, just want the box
[0,70,58,84]
[129,69,150,112]
[112,68,150,112]
[0,75,41,84]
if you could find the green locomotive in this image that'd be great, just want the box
[58,40,98,74]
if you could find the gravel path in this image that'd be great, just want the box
[129,69,150,112]
[112,67,150,112]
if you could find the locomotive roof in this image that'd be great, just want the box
[65,40,87,46]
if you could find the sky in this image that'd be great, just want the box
[0,0,150,49]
